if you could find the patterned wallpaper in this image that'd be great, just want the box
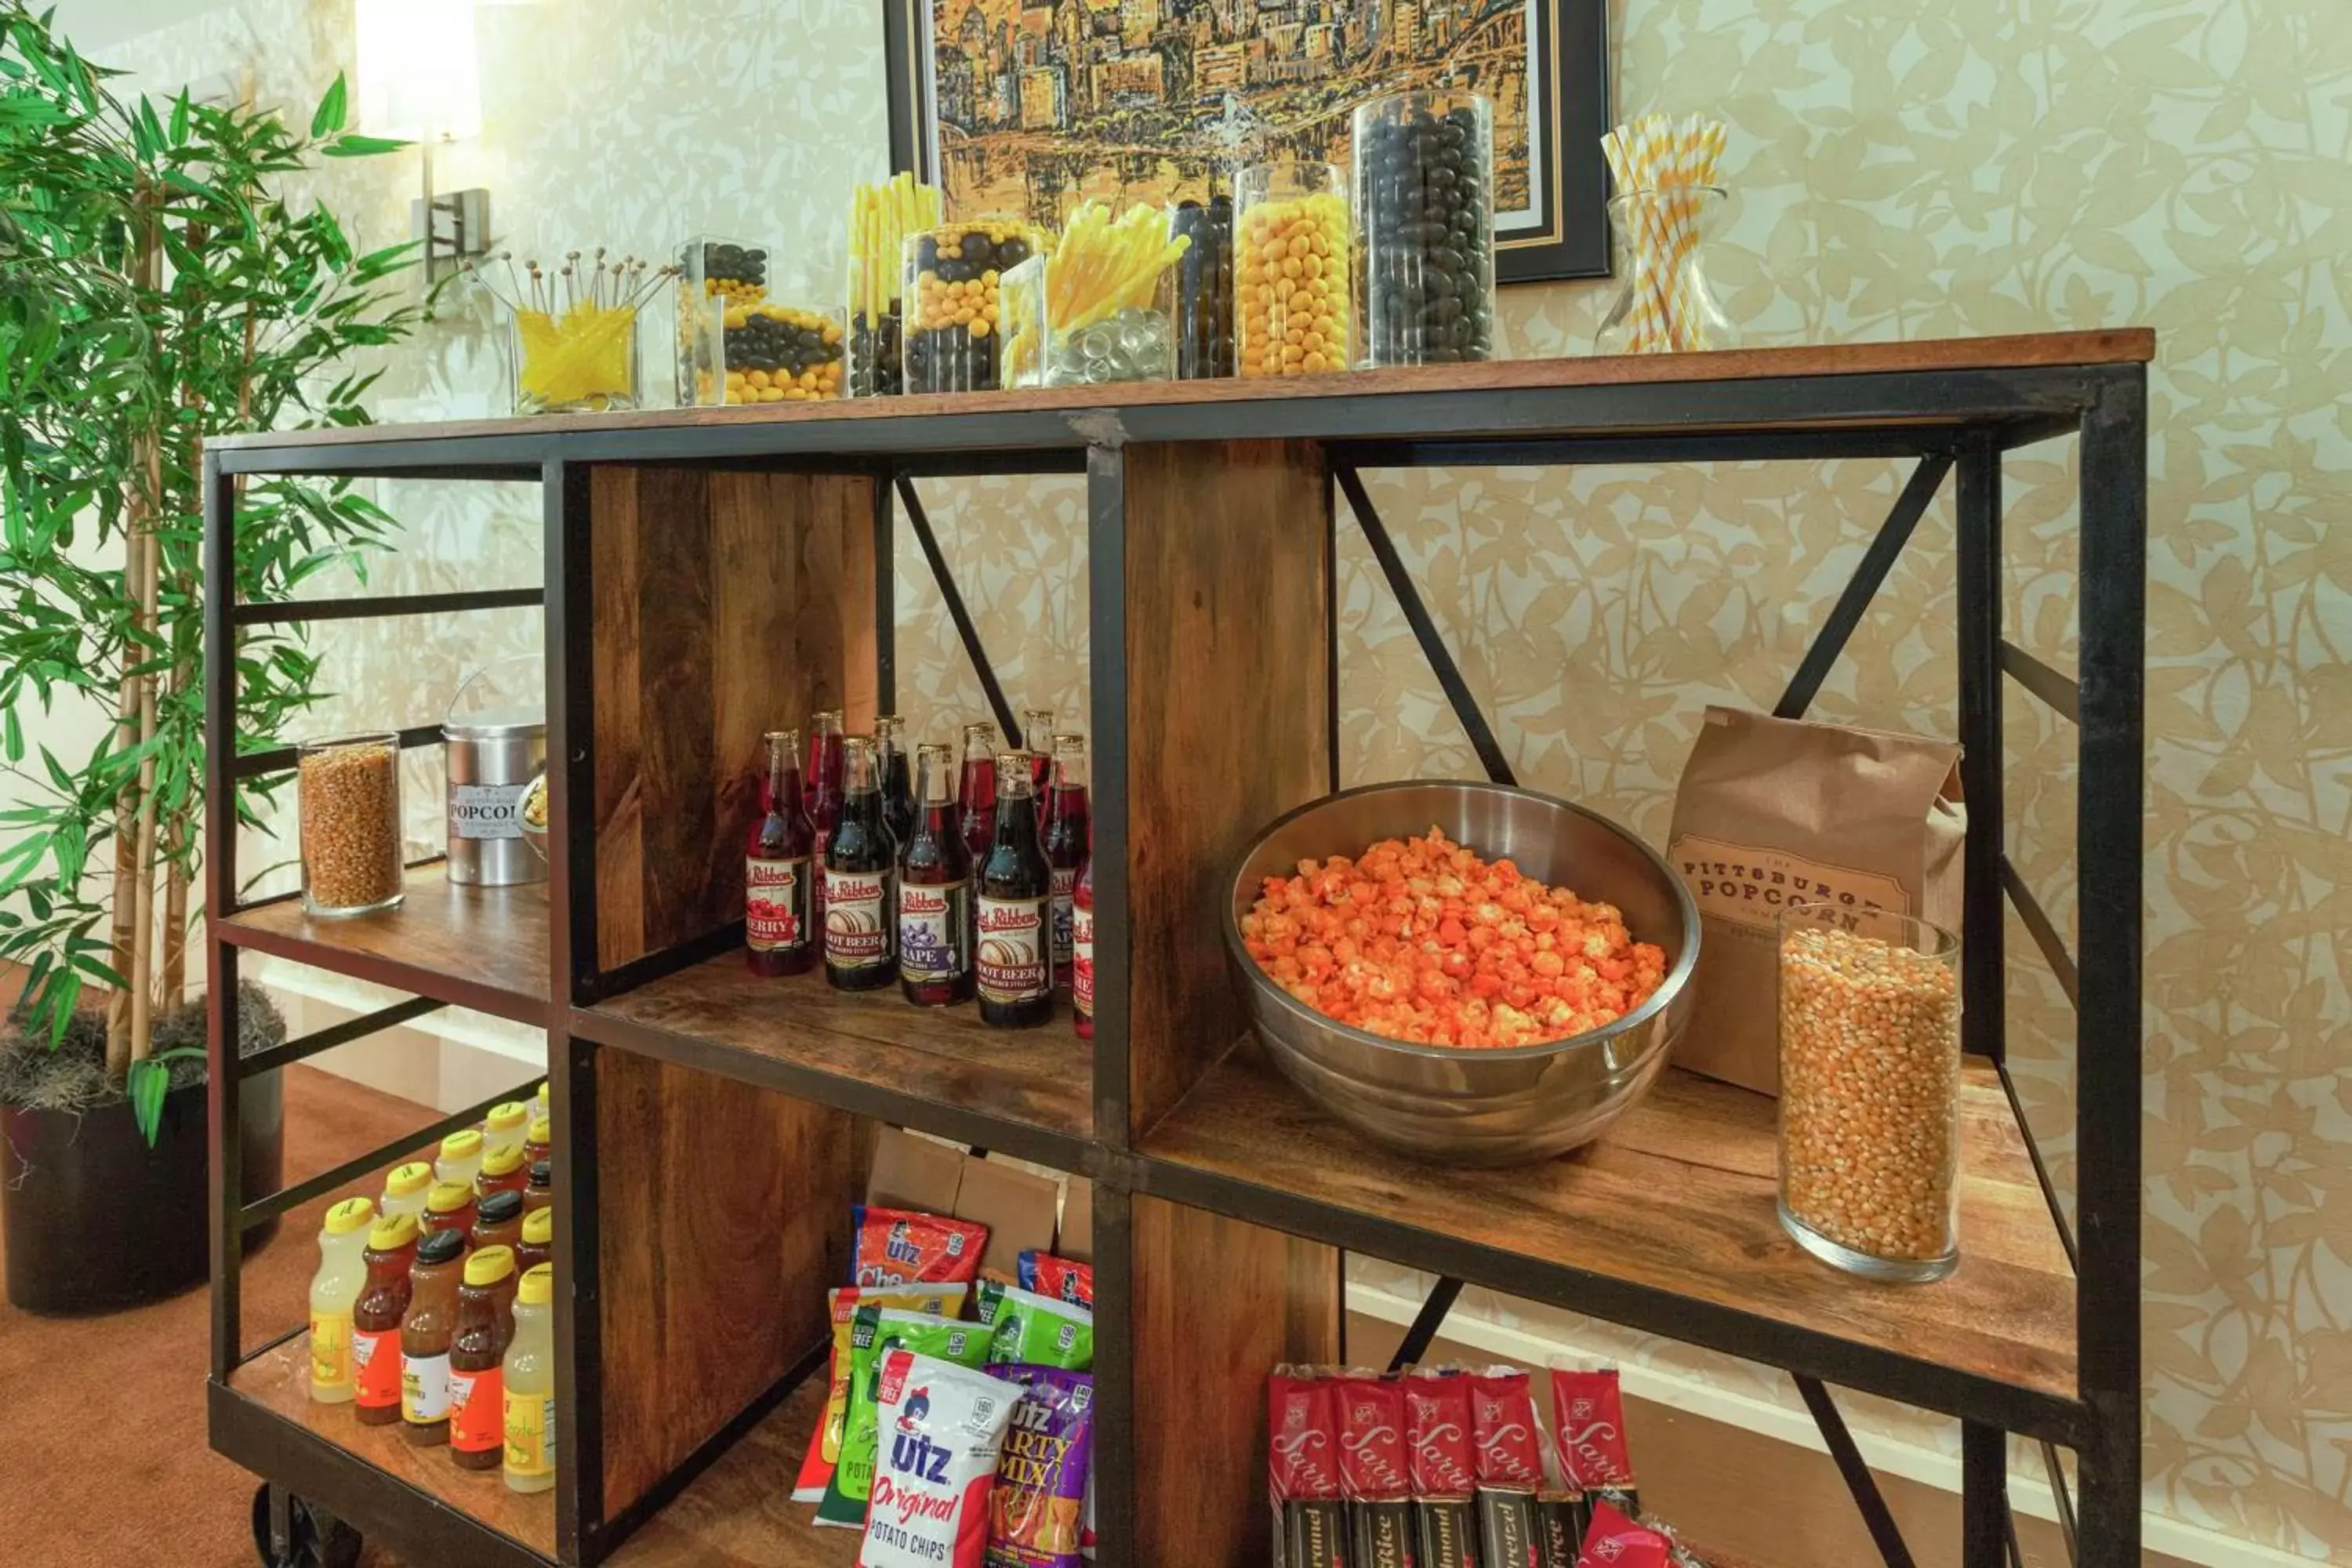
[111,0,2350,1553]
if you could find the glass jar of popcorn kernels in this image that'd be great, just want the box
[1235,161,1350,377]
[1777,904,1962,1283]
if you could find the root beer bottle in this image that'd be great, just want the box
[875,713,916,848]
[957,721,999,863]
[746,728,817,975]
[824,736,898,991]
[899,743,975,1007]
[1043,733,1091,989]
[977,751,1054,1028]
[808,710,846,934]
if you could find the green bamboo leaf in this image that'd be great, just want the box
[2,706,19,762]
[128,1056,169,1145]
[309,74,347,139]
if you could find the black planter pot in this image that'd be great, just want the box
[1,1069,284,1315]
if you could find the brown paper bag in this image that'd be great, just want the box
[1665,706,1965,1095]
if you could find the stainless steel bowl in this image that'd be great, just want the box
[1223,780,1700,1166]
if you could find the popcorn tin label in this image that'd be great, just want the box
[451,782,525,840]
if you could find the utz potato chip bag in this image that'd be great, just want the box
[1017,1250,1094,1308]
[819,1305,994,1528]
[862,1349,1020,1568]
[976,1280,1094,1370]
[984,1366,1094,1568]
[794,1283,967,1501]
[854,1203,990,1287]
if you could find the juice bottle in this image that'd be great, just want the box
[471,1188,525,1255]
[524,1159,554,1221]
[477,1142,529,1202]
[380,1160,434,1225]
[898,742,975,1007]
[504,1264,557,1494]
[436,1127,485,1190]
[957,721,999,863]
[353,1211,419,1427]
[307,1196,376,1403]
[449,1246,519,1472]
[823,736,898,993]
[401,1226,466,1446]
[875,713,916,848]
[1020,706,1055,827]
[1073,837,1095,1040]
[746,727,817,976]
[977,752,1054,1028]
[531,1078,550,1127]
[482,1100,530,1160]
[516,1205,555,1277]
[424,1181,477,1243]
[524,1115,553,1171]
[1043,733,1091,989]
[808,710,848,934]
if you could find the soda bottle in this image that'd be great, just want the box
[976,751,1054,1028]
[875,714,916,848]
[957,721,999,862]
[1043,733,1091,988]
[898,742,975,1007]
[1020,706,1055,828]
[824,735,898,991]
[808,710,847,931]
[1073,834,1095,1040]
[746,727,816,975]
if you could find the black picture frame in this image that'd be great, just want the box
[884,1,1613,284]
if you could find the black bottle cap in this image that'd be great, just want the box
[416,1227,466,1265]
[528,1158,553,1192]
[477,1189,524,1225]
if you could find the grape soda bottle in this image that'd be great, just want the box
[1042,733,1091,988]
[745,728,815,976]
[808,710,846,932]
[1072,835,1094,1040]
[898,743,975,1007]
[875,713,915,849]
[976,751,1053,1028]
[957,721,999,863]
[822,736,897,992]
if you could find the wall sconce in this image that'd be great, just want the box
[357,0,489,284]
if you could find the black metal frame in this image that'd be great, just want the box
[205,354,2145,1568]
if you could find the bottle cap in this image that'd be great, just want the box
[528,1158,554,1191]
[383,1161,433,1199]
[534,1078,549,1105]
[368,1210,420,1250]
[464,1246,517,1287]
[426,1181,475,1215]
[416,1226,466,1265]
[477,1188,526,1224]
[324,1196,376,1236]
[439,1127,483,1163]
[485,1101,528,1133]
[528,1116,553,1146]
[522,1207,554,1245]
[517,1264,555,1306]
[481,1143,526,1178]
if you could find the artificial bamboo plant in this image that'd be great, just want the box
[0,5,424,1134]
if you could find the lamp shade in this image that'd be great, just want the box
[356,0,482,140]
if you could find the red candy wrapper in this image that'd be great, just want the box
[1271,1370,1349,1568]
[1406,1371,1478,1568]
[851,1203,989,1287]
[1338,1376,1416,1568]
[1573,1501,1671,1568]
[1548,1367,1636,1515]
[1471,1370,1544,1568]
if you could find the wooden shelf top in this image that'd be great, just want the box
[224,1332,556,1561]
[610,1377,853,1566]
[579,956,1095,1170]
[1141,1044,2078,1429]
[219,863,550,1025]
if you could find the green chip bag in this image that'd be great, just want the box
[815,1305,993,1527]
[977,1279,1095,1371]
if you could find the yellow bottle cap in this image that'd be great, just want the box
[481,1143,526,1178]
[440,1128,483,1163]
[517,1263,554,1306]
[521,1207,554,1245]
[528,1116,553,1145]
[324,1196,376,1235]
[368,1210,420,1250]
[535,1078,549,1102]
[465,1245,517,1287]
[486,1101,528,1133]
[426,1181,474,1215]
[383,1161,433,1199]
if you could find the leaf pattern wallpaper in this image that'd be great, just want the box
[107,0,2350,1552]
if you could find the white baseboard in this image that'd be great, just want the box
[248,956,544,1114]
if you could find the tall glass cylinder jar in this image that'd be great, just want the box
[1777,903,1962,1283]
[1169,196,1236,379]
[1354,92,1496,367]
[299,732,405,917]
[1235,162,1350,378]
[902,220,1049,394]
[1594,187,1732,355]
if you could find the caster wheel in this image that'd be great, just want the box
[251,1484,365,1568]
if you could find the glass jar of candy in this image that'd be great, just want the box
[675,236,767,405]
[1170,196,1236,379]
[902,220,1050,394]
[1354,92,1497,367]
[1235,162,1350,378]
[677,239,846,407]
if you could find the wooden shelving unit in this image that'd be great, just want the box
[203,334,2151,1568]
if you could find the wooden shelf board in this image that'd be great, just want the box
[579,956,1094,1170]
[219,863,550,1024]
[223,1331,555,1561]
[608,1377,855,1566]
[1141,1044,2078,1425]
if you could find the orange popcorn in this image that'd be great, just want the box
[1241,826,1667,1049]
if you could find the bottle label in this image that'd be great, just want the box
[451,781,525,840]
[402,1351,452,1423]
[1050,866,1078,966]
[976,895,1050,1003]
[746,855,813,952]
[506,1390,557,1478]
[309,1312,353,1391]
[450,1365,505,1454]
[1073,902,1096,1018]
[898,878,969,982]
[825,868,893,969]
[352,1325,401,1410]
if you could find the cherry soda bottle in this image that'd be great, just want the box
[874,713,915,849]
[975,751,1054,1028]
[807,710,847,932]
[745,728,816,976]
[957,721,999,864]
[898,743,975,1007]
[1020,707,1054,829]
[822,736,897,992]
[1072,836,1094,1040]
[1042,733,1091,989]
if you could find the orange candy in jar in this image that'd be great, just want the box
[1236,161,1351,377]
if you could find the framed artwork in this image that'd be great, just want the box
[884,0,1613,283]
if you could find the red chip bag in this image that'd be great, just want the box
[852,1203,989,1287]
[1573,1501,1671,1568]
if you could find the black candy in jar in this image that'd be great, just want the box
[1356,94,1497,367]
[1171,197,1236,379]
[848,308,903,397]
[905,220,1044,394]
[721,303,844,404]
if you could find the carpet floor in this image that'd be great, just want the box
[0,1064,424,1568]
